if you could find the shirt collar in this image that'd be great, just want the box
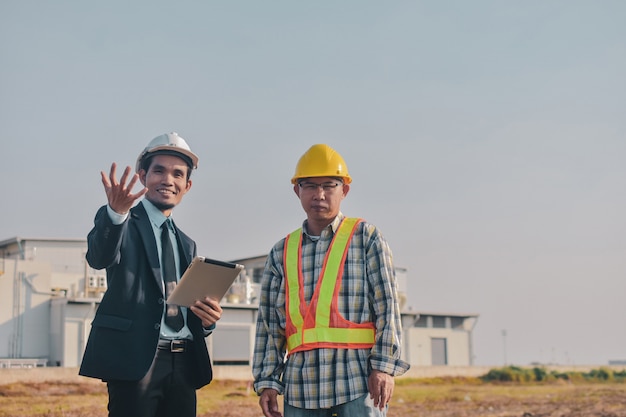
[302,212,345,238]
[141,199,171,229]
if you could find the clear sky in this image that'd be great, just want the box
[1,1,624,367]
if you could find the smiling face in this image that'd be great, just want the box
[293,176,349,236]
[139,154,192,216]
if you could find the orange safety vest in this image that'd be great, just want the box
[284,217,376,355]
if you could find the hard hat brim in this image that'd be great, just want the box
[291,175,352,185]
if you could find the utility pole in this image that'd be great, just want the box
[502,329,508,366]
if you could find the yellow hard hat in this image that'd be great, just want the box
[291,144,352,184]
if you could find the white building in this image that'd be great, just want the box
[0,237,478,369]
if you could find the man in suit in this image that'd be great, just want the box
[79,132,222,417]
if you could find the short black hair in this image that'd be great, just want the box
[140,151,193,180]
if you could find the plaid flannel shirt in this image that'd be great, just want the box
[253,213,410,409]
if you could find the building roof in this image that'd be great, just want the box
[0,236,87,248]
[401,308,479,318]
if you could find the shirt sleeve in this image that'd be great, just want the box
[252,244,287,395]
[106,204,129,225]
[364,224,410,376]
[202,323,216,337]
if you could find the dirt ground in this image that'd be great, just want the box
[1,379,625,417]
[390,385,626,417]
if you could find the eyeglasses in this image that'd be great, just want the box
[298,181,343,192]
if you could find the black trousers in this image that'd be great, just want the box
[106,347,197,417]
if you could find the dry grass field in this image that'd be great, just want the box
[1,377,625,417]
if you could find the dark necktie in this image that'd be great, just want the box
[161,220,184,332]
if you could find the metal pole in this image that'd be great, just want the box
[502,329,507,366]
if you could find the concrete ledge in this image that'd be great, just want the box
[399,366,492,379]
[0,366,255,385]
[0,367,98,385]
[0,366,257,385]
[398,365,626,379]
[1,365,624,385]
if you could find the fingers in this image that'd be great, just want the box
[190,297,223,327]
[118,164,131,187]
[104,163,133,190]
[203,297,222,311]
[129,184,148,201]
[126,171,142,194]
[379,383,392,409]
[370,388,389,409]
[369,388,382,409]
[100,163,117,190]
[368,370,394,410]
[259,394,272,417]
[192,297,222,315]
[100,170,111,189]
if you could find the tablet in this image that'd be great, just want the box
[166,256,244,307]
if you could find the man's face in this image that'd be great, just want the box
[294,176,349,226]
[139,154,192,214]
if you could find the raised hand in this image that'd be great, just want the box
[100,163,147,214]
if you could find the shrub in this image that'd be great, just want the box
[481,366,535,383]
[532,367,547,382]
[481,366,625,384]
[587,368,613,381]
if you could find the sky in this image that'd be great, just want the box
[1,1,624,367]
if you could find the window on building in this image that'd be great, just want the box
[415,315,428,328]
[251,267,264,284]
[451,317,464,330]
[432,316,446,328]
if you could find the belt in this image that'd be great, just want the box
[157,339,189,353]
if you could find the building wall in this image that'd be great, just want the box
[0,258,52,360]
[14,240,91,298]
[406,327,472,366]
[207,305,258,365]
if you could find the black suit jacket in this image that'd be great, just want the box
[79,202,213,388]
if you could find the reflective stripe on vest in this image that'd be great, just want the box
[284,217,375,354]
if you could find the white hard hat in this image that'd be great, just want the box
[135,132,199,173]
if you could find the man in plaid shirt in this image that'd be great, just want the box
[253,144,409,417]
